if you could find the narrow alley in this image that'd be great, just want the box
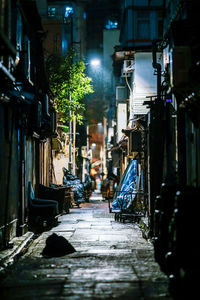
[0,194,171,300]
[1,1,199,300]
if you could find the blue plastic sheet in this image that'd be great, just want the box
[112,160,138,210]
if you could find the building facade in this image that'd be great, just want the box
[111,0,200,296]
[0,0,56,249]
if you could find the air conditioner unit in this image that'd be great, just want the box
[121,60,134,77]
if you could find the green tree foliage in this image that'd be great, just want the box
[46,51,93,124]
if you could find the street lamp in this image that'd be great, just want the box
[85,58,101,69]
[90,58,101,67]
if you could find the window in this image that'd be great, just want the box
[65,6,73,18]
[105,19,118,29]
[48,7,56,17]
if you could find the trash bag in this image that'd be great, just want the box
[62,168,85,205]
[41,233,76,257]
[63,167,79,182]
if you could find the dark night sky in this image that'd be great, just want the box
[83,0,121,122]
[86,0,121,55]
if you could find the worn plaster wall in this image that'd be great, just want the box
[0,105,19,249]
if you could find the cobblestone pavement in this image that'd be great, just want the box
[0,199,172,299]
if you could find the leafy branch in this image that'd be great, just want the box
[46,50,93,124]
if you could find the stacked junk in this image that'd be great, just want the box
[51,167,92,208]
[62,167,92,206]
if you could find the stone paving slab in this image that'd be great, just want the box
[0,201,172,299]
[0,232,34,272]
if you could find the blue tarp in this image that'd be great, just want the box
[112,160,138,210]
